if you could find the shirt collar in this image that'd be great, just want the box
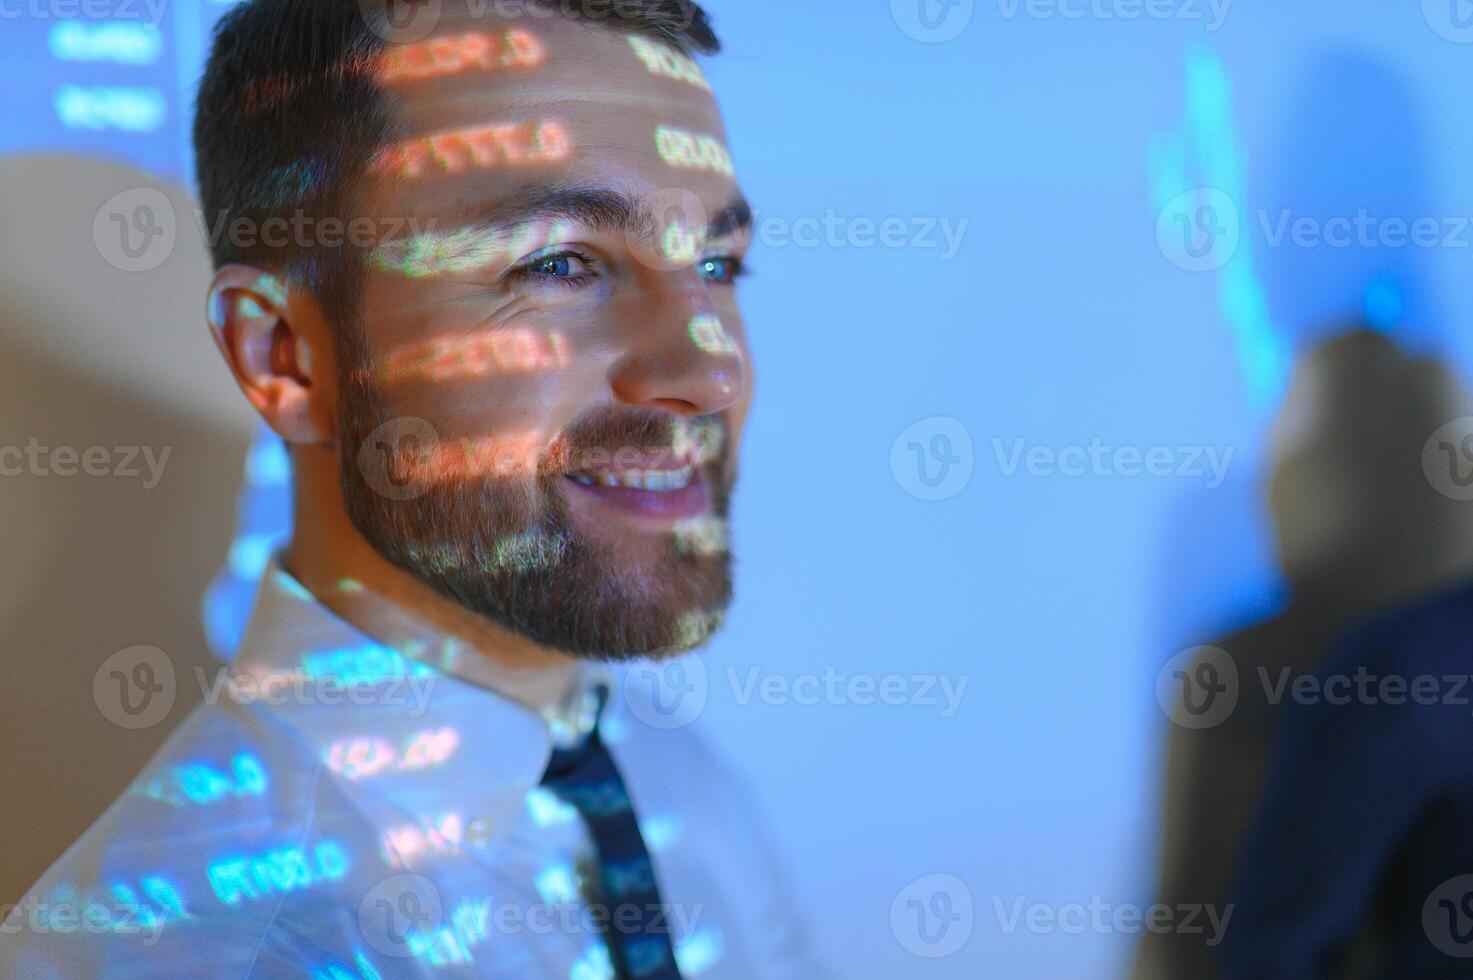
[222,559,613,842]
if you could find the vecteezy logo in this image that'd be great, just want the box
[359,874,442,958]
[891,0,975,43]
[93,188,176,273]
[1423,0,1473,42]
[890,416,974,501]
[1424,875,1473,957]
[1156,188,1240,273]
[93,645,176,729]
[623,656,708,730]
[1155,645,1239,730]
[629,188,709,272]
[358,417,439,500]
[1423,418,1473,501]
[890,874,974,958]
[359,0,442,43]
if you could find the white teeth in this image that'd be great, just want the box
[570,467,694,491]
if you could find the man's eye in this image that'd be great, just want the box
[511,248,597,289]
[697,256,745,285]
[532,255,573,276]
[528,252,585,277]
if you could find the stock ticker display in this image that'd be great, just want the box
[1,8,240,183]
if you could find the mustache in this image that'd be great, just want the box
[546,409,727,475]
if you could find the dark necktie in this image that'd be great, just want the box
[540,687,684,980]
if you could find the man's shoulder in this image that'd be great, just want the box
[1325,574,1473,674]
[0,701,356,978]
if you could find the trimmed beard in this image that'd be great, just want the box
[335,364,733,661]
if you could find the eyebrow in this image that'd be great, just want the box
[442,182,753,242]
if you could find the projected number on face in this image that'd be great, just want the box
[370,221,574,279]
[654,126,733,177]
[627,36,710,90]
[372,120,571,180]
[380,29,545,83]
[207,840,351,905]
[325,727,461,780]
[688,315,736,354]
[374,328,571,385]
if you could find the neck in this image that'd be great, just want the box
[280,441,576,710]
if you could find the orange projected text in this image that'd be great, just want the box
[372,120,572,179]
[375,328,572,384]
[380,29,545,83]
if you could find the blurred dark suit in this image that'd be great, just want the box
[1135,329,1473,978]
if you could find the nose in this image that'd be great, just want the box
[608,282,744,417]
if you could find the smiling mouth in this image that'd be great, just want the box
[562,444,717,520]
[568,465,696,491]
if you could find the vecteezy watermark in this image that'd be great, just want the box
[992,438,1234,488]
[93,645,176,729]
[1156,645,1239,730]
[1423,417,1473,501]
[1158,190,1473,273]
[1424,874,1473,957]
[359,0,704,43]
[750,210,970,261]
[725,667,969,718]
[1259,666,1473,712]
[623,656,710,730]
[0,0,169,27]
[891,417,975,501]
[990,896,1234,943]
[0,439,171,488]
[997,0,1231,30]
[1156,187,1241,272]
[359,874,444,958]
[357,873,704,962]
[1257,209,1473,251]
[94,190,449,274]
[891,0,975,43]
[1157,642,1473,730]
[194,666,440,718]
[93,187,177,273]
[0,890,173,946]
[891,874,974,958]
[1423,0,1473,44]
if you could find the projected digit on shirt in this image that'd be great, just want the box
[134,752,269,808]
[380,812,464,867]
[325,727,461,781]
[207,840,351,905]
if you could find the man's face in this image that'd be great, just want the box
[338,11,752,660]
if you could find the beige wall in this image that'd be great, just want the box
[0,156,256,903]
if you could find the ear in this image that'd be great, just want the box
[206,265,334,444]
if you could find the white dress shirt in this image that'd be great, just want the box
[1,562,817,979]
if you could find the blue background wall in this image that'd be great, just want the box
[7,3,1473,976]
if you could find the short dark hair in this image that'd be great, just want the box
[193,0,719,333]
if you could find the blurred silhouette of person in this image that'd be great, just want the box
[1135,44,1473,978]
[1218,370,1473,974]
[1136,328,1473,978]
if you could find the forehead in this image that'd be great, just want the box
[361,10,736,217]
